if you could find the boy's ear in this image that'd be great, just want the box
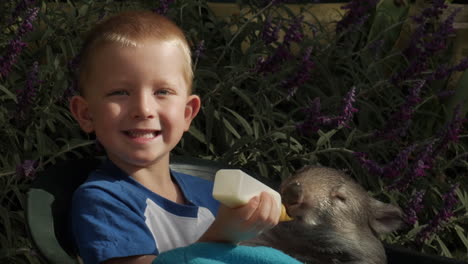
[69,95,95,133]
[183,94,201,131]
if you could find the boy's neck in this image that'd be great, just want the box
[110,155,187,204]
[133,168,186,204]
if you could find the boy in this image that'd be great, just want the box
[69,10,280,264]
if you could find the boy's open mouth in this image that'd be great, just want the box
[124,129,161,138]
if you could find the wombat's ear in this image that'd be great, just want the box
[369,199,404,234]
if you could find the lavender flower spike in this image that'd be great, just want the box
[8,0,36,26]
[416,183,459,243]
[0,7,39,78]
[282,47,315,97]
[16,160,38,180]
[283,16,304,46]
[337,86,358,128]
[297,86,358,134]
[336,0,379,33]
[154,0,175,16]
[261,16,280,45]
[404,190,425,226]
[353,152,384,176]
[0,39,27,78]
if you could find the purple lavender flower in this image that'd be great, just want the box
[0,39,27,78]
[297,87,358,134]
[261,16,280,45]
[16,159,38,180]
[253,16,305,75]
[416,183,459,243]
[374,81,425,140]
[296,97,321,133]
[0,7,39,79]
[436,89,455,99]
[430,57,468,81]
[154,0,175,15]
[16,61,40,118]
[63,80,78,104]
[194,40,205,62]
[336,86,358,128]
[383,144,416,179]
[18,7,39,35]
[283,16,304,46]
[353,152,385,176]
[389,142,435,191]
[336,0,379,33]
[252,45,291,74]
[412,0,447,24]
[7,0,36,26]
[404,190,426,226]
[392,2,459,85]
[385,105,466,191]
[62,55,81,103]
[354,144,415,180]
[282,47,315,96]
[435,104,467,154]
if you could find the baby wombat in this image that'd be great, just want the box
[242,166,403,264]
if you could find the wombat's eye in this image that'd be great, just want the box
[331,189,347,202]
[335,192,346,202]
[331,185,347,202]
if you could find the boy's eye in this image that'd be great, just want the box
[155,89,171,96]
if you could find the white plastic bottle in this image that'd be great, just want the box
[213,169,293,222]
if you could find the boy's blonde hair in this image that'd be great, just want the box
[77,10,193,95]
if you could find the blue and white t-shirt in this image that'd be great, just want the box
[71,159,220,264]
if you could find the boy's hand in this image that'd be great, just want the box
[198,192,280,244]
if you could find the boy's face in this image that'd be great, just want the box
[70,39,200,170]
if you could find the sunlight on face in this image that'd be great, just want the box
[81,39,199,171]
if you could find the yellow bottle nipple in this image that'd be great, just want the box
[279,204,293,222]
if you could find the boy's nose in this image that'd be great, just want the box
[132,95,155,119]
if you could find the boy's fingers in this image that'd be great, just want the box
[245,192,277,228]
[261,191,280,226]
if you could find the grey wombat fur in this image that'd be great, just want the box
[242,166,403,264]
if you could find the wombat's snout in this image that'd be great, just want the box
[281,181,304,213]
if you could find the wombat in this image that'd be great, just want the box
[242,166,403,264]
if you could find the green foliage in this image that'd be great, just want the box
[0,0,466,263]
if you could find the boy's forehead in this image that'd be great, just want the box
[80,38,192,95]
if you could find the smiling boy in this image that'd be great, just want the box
[69,11,279,264]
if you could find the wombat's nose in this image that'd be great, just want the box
[281,181,303,206]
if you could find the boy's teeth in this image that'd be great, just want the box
[127,131,157,138]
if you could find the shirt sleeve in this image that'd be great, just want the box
[71,184,157,264]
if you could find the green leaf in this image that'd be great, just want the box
[316,129,337,149]
[231,86,255,111]
[344,128,357,148]
[435,235,453,258]
[188,126,207,144]
[203,104,215,148]
[446,69,468,119]
[224,107,253,136]
[454,225,468,251]
[78,4,89,16]
[222,117,241,139]
[0,84,17,103]
[0,206,12,245]
[368,0,409,46]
